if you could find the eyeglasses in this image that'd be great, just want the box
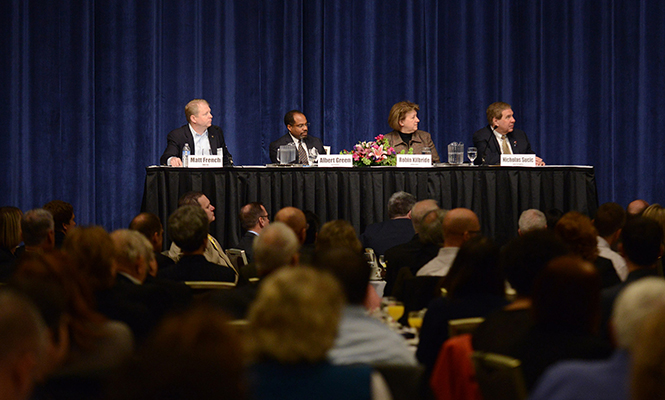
[259,214,270,220]
[294,123,310,128]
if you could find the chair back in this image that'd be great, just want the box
[471,351,527,400]
[373,363,427,400]
[448,317,485,337]
[185,281,236,299]
[226,248,248,271]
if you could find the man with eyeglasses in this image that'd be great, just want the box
[235,202,270,263]
[269,110,326,164]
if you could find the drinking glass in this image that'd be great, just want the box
[408,311,424,331]
[386,300,405,322]
[277,144,296,164]
[467,147,478,164]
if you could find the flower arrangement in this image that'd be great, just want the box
[341,134,411,167]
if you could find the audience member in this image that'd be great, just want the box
[511,256,612,391]
[417,236,508,374]
[642,203,665,241]
[316,219,364,255]
[631,302,665,400]
[417,208,480,276]
[626,199,649,218]
[384,200,441,295]
[42,200,76,249]
[555,211,621,288]
[20,209,55,254]
[246,266,391,399]
[530,277,665,400]
[0,206,23,281]
[545,208,564,231]
[129,212,175,272]
[359,191,416,256]
[593,202,628,281]
[0,288,48,400]
[316,248,417,366]
[301,210,320,263]
[161,206,236,283]
[274,206,308,244]
[473,230,569,356]
[109,305,246,400]
[167,191,235,272]
[210,222,300,319]
[600,217,664,340]
[518,209,547,235]
[235,202,269,263]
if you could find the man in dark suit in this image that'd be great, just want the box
[360,191,416,256]
[473,102,544,166]
[160,99,233,166]
[235,202,269,263]
[269,110,326,164]
[129,212,175,272]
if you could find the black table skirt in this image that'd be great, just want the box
[141,165,598,249]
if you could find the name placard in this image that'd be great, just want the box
[500,154,536,167]
[396,154,432,167]
[318,154,353,168]
[187,155,224,168]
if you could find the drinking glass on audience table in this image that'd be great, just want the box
[386,300,405,322]
[408,310,425,331]
[467,147,477,164]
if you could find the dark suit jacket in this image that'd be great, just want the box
[360,218,415,256]
[160,124,233,166]
[269,133,325,164]
[472,125,535,165]
[234,231,258,263]
[383,234,440,296]
[158,254,236,283]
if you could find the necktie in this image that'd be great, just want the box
[297,140,308,164]
[501,136,511,154]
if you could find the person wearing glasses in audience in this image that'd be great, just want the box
[269,110,326,164]
[235,202,270,263]
[385,100,440,163]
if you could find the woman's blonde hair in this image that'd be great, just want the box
[0,207,23,251]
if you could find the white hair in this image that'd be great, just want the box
[518,209,547,233]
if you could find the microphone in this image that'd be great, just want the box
[480,125,497,165]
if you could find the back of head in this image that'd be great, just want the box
[314,247,370,305]
[443,236,504,299]
[253,222,299,276]
[642,204,665,242]
[21,209,54,247]
[518,209,547,234]
[178,191,204,207]
[612,277,665,350]
[315,220,363,254]
[593,202,626,237]
[501,230,569,297]
[111,305,246,400]
[168,205,208,252]
[303,210,320,246]
[239,202,264,231]
[274,207,307,243]
[442,208,480,246]
[532,255,601,334]
[545,208,563,231]
[62,226,116,291]
[42,200,73,233]
[627,199,650,218]
[0,206,23,250]
[129,212,162,241]
[247,266,344,364]
[419,209,446,246]
[621,217,664,267]
[554,211,599,262]
[110,229,154,273]
[387,191,416,219]
[410,199,439,234]
[632,303,665,400]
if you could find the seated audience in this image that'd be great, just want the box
[316,219,364,255]
[0,288,48,400]
[530,277,665,400]
[417,208,480,277]
[160,205,236,283]
[593,202,628,281]
[518,209,547,235]
[511,256,612,391]
[20,209,55,254]
[360,191,416,256]
[108,305,247,400]
[42,200,76,249]
[555,211,621,288]
[384,200,441,296]
[316,248,417,366]
[246,266,391,399]
[0,206,23,281]
[626,199,649,219]
[129,212,175,272]
[273,206,310,262]
[235,202,270,263]
[545,208,564,231]
[417,236,508,375]
[631,302,665,400]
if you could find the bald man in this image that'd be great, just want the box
[417,208,481,276]
[274,207,308,244]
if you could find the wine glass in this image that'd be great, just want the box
[408,311,424,331]
[467,147,478,164]
[386,300,405,322]
[308,147,319,165]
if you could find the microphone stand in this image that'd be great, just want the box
[479,125,497,166]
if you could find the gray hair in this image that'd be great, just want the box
[420,209,447,246]
[21,209,54,246]
[387,191,417,219]
[518,209,547,233]
[411,199,440,234]
[254,222,299,276]
[168,205,209,252]
[612,277,665,350]
[111,229,155,266]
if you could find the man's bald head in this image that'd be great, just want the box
[274,207,307,244]
[442,208,480,247]
[627,199,649,217]
[410,199,439,233]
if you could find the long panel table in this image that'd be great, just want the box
[141,165,598,249]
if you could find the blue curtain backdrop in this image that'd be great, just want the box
[2,0,664,231]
